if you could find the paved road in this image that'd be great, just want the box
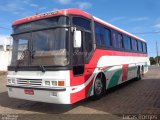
[0,66,160,120]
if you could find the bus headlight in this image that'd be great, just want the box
[8,79,12,84]
[12,79,16,84]
[45,81,50,86]
[8,78,16,84]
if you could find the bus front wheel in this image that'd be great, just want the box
[93,73,106,99]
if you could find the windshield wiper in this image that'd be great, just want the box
[39,65,46,72]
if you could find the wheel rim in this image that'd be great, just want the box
[94,78,103,95]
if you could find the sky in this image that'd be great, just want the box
[0,0,160,57]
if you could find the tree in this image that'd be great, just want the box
[149,57,156,65]
[155,56,160,64]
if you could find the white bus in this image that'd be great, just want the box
[7,8,149,104]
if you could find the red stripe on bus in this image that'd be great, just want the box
[122,64,129,81]
[70,67,95,86]
[70,49,147,86]
[70,78,94,104]
[86,49,147,67]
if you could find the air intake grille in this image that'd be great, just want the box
[17,79,42,86]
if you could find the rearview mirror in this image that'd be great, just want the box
[73,30,82,48]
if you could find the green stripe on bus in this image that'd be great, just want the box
[108,69,122,89]
[88,86,93,97]
[104,67,112,73]
[88,67,112,97]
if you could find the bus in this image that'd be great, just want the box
[7,8,149,104]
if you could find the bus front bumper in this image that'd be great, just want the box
[6,85,71,104]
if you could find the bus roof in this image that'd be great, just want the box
[12,8,91,26]
[12,8,145,42]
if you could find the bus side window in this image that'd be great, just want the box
[124,35,131,50]
[95,23,112,48]
[95,23,105,47]
[112,31,118,48]
[104,28,111,47]
[135,40,138,51]
[95,25,101,46]
[84,31,92,62]
[132,39,138,51]
[138,41,143,52]
[72,17,91,30]
[85,32,92,52]
[118,33,123,49]
[142,42,147,53]
[112,32,123,49]
[145,43,147,53]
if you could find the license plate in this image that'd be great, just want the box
[24,89,34,95]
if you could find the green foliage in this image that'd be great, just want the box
[155,56,160,63]
[149,56,160,65]
[149,57,156,65]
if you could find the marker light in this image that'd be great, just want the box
[45,81,50,86]
[52,81,57,86]
[58,81,65,86]
[12,79,16,84]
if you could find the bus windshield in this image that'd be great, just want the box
[11,16,69,67]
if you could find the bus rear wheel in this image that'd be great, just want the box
[137,67,143,80]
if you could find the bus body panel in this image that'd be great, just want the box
[7,70,71,104]
[8,87,70,104]
[69,68,97,104]
[69,49,149,104]
[7,49,149,104]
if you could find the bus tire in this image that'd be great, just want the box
[141,66,144,77]
[93,73,106,99]
[136,67,142,80]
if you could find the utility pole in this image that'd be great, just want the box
[156,40,159,66]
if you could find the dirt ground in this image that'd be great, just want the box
[0,66,159,120]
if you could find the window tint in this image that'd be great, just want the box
[95,23,111,47]
[14,16,69,34]
[85,32,92,52]
[73,17,91,30]
[142,42,147,53]
[138,41,143,52]
[132,39,138,51]
[104,28,111,47]
[145,43,147,53]
[118,34,123,48]
[112,32,123,49]
[95,24,105,46]
[112,31,118,48]
[84,32,93,62]
[32,28,68,51]
[124,35,131,50]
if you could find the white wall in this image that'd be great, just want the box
[0,35,12,71]
[0,51,11,71]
